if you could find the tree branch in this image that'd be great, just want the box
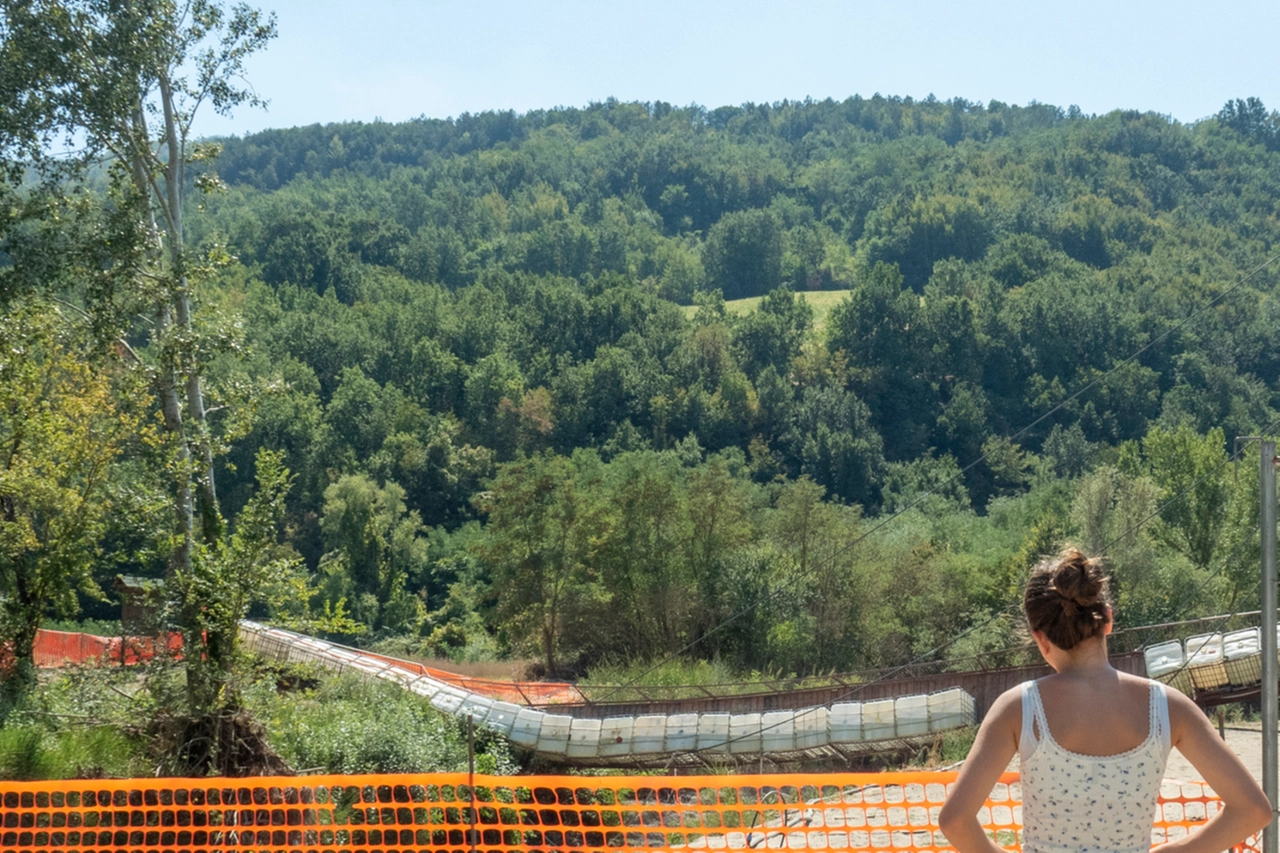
[50,298,144,366]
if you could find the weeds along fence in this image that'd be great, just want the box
[23,613,1262,706]
[236,621,1140,722]
[0,770,1244,853]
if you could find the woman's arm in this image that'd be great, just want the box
[1160,688,1271,853]
[937,688,1022,853]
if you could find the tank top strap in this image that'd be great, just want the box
[1149,680,1171,753]
[1019,680,1048,760]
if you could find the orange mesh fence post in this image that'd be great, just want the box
[0,770,1227,853]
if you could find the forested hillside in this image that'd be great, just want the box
[18,94,1280,681]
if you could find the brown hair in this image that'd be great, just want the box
[1024,547,1111,650]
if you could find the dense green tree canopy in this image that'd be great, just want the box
[11,88,1280,678]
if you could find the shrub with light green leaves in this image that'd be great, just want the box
[246,673,519,775]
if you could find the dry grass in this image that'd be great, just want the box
[399,657,539,681]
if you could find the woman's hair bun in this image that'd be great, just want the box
[1049,547,1105,608]
[1024,546,1111,650]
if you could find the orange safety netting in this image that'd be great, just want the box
[28,627,583,705]
[2,630,183,671]
[30,630,113,667]
[0,770,1249,853]
[346,648,584,706]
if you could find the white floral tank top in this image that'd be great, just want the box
[1019,679,1172,853]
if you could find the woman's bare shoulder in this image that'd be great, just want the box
[1160,678,1205,723]
[984,683,1026,728]
[1117,671,1169,699]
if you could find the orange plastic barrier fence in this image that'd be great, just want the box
[0,770,1248,853]
[13,629,184,669]
[31,624,578,704]
[31,630,113,667]
[352,649,583,705]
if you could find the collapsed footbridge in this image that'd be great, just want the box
[239,622,977,769]
[23,612,1268,769]
[238,610,1276,768]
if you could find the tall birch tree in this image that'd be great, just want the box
[0,0,276,711]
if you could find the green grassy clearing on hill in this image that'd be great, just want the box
[680,290,851,332]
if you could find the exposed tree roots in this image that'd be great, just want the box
[146,708,293,777]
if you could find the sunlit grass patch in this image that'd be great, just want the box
[681,290,851,332]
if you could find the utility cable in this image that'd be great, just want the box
[593,405,1280,706]
[1099,412,1280,642]
[1096,412,1280,559]
[1131,573,1265,694]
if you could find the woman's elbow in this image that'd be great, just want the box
[936,802,965,836]
[1230,784,1275,836]
[1245,793,1274,832]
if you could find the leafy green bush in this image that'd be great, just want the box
[908,726,978,770]
[246,672,520,775]
[0,660,158,779]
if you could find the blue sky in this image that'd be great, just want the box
[193,0,1280,138]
